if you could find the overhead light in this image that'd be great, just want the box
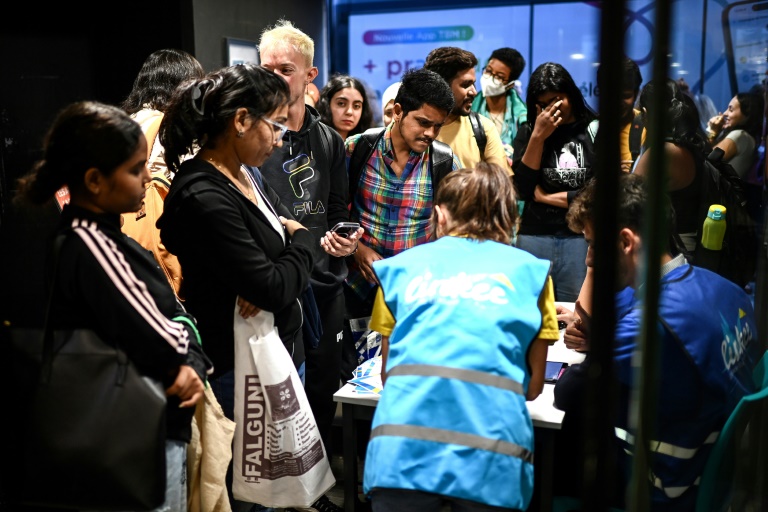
[571,53,585,60]
[671,62,681,67]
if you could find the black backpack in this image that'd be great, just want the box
[690,148,759,289]
[347,127,455,202]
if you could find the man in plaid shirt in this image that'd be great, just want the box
[342,68,461,378]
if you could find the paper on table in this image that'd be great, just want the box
[349,356,383,395]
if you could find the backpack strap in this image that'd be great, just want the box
[469,111,487,156]
[348,127,385,201]
[429,140,455,194]
[150,171,171,200]
[587,119,599,143]
[317,121,334,166]
[629,111,644,163]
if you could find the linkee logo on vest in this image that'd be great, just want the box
[720,308,753,372]
[282,152,326,217]
[404,271,513,306]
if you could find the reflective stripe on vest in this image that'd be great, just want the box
[650,473,701,498]
[614,427,719,459]
[371,424,534,464]
[387,364,524,395]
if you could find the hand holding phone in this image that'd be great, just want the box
[331,222,361,238]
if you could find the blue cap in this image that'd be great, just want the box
[707,204,726,220]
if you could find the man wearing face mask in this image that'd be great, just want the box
[425,47,512,174]
[471,47,528,166]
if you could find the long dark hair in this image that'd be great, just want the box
[316,74,373,138]
[121,49,205,114]
[159,63,290,174]
[638,78,709,155]
[16,101,143,205]
[722,92,765,142]
[526,62,597,127]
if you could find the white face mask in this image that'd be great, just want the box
[480,73,509,98]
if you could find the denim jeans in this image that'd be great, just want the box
[515,234,588,302]
[153,440,188,512]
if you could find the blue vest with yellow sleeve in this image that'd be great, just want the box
[363,236,551,510]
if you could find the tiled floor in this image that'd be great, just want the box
[326,454,347,507]
[274,454,351,512]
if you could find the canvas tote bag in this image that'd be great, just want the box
[232,307,335,508]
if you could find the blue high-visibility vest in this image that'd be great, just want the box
[364,236,551,510]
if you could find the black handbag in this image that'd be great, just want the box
[7,234,167,510]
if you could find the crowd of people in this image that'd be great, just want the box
[1,15,766,512]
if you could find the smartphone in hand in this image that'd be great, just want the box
[331,222,361,238]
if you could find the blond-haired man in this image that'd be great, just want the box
[258,21,356,512]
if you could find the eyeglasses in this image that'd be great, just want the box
[261,116,290,140]
[483,70,509,86]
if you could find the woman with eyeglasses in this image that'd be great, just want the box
[512,62,598,303]
[158,61,314,453]
[157,63,329,510]
[471,47,528,161]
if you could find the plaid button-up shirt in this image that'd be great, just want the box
[345,124,461,300]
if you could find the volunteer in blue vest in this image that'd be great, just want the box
[554,173,759,510]
[363,162,559,512]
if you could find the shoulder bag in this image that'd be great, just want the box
[6,234,167,510]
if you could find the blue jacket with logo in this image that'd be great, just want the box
[613,263,758,509]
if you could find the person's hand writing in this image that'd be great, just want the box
[563,321,589,352]
[563,299,591,352]
[279,216,308,237]
[532,99,563,140]
[354,241,383,285]
[320,227,363,257]
[237,296,260,318]
[166,365,204,408]
[556,304,576,326]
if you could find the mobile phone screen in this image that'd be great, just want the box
[545,361,567,383]
[331,222,360,238]
[723,0,768,96]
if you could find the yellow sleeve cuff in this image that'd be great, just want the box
[369,287,395,337]
[538,276,559,343]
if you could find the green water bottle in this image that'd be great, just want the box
[701,204,727,250]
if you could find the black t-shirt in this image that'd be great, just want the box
[512,120,597,236]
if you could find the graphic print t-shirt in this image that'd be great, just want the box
[514,121,596,236]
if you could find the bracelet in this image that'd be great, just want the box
[348,242,358,256]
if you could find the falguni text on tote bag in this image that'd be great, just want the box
[232,307,335,508]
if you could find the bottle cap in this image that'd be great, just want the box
[708,204,726,220]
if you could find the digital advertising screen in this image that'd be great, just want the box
[333,0,762,122]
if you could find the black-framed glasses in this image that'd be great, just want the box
[482,70,509,86]
[261,117,290,140]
